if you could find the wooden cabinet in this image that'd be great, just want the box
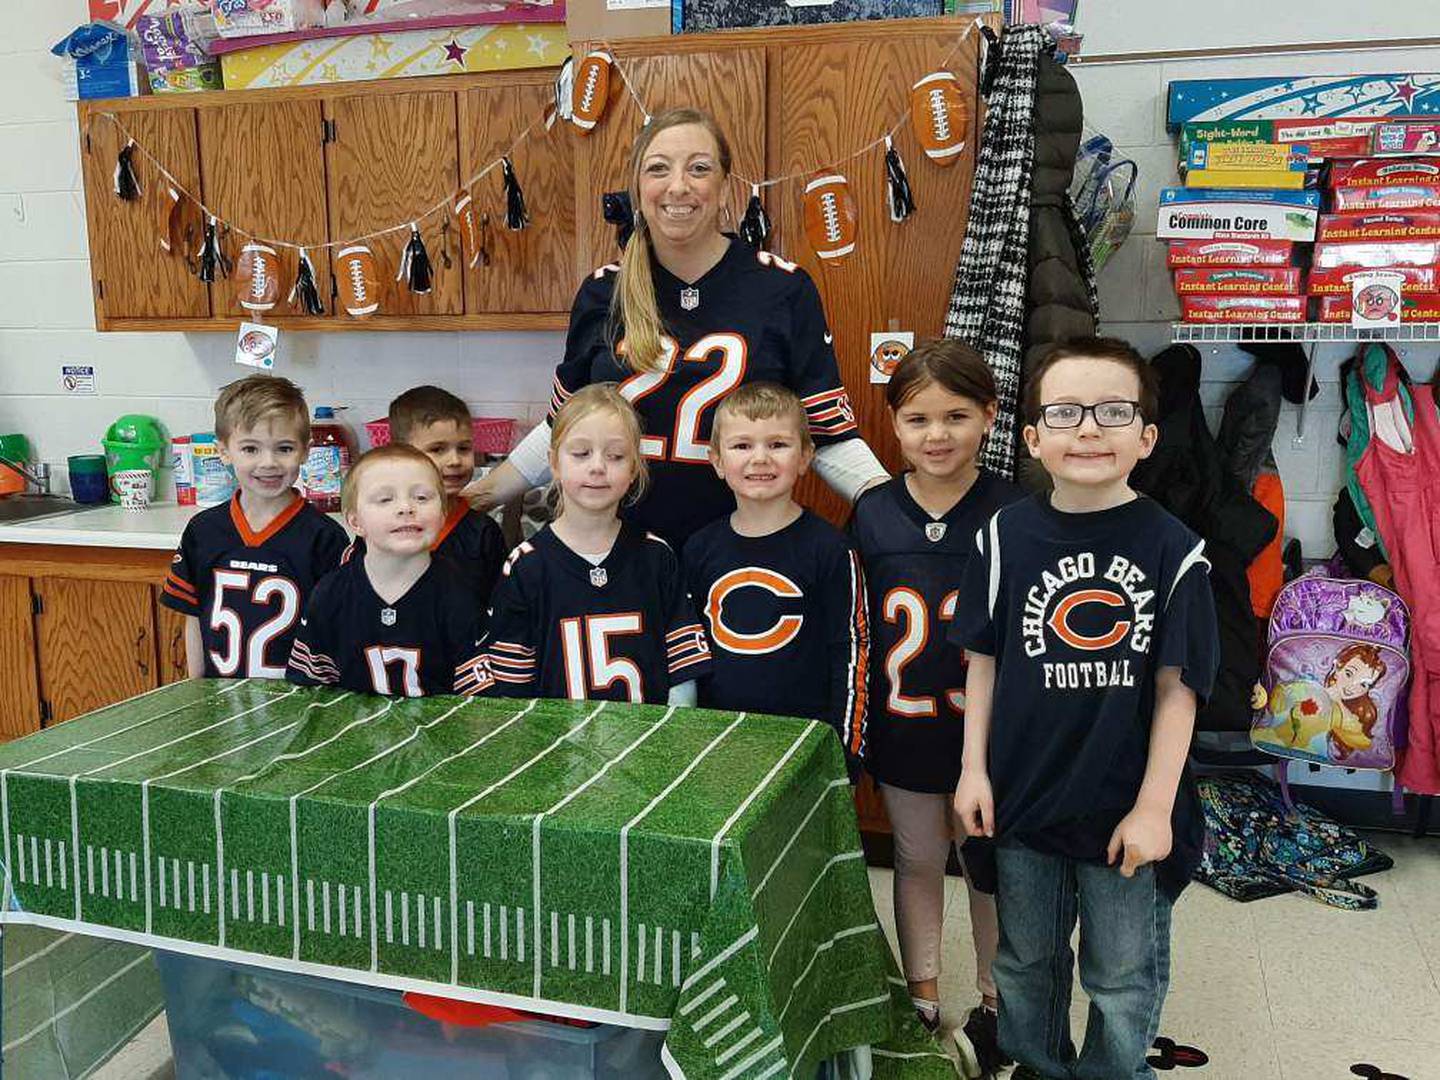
[78,71,573,332]
[82,107,212,322]
[35,578,157,724]
[153,591,190,686]
[325,90,466,317]
[198,100,334,320]
[0,546,175,737]
[460,82,577,314]
[0,576,41,740]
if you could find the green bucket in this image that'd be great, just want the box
[102,414,166,502]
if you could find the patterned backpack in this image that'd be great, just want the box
[1250,569,1410,772]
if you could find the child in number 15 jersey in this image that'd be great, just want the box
[461,385,711,703]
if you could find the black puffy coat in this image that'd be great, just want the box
[1131,344,1278,731]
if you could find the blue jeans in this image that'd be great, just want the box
[993,842,1173,1079]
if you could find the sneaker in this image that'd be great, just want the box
[914,1004,941,1035]
[953,1004,1010,1078]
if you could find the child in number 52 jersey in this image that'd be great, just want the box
[850,341,1021,1076]
[461,385,711,703]
[160,375,347,681]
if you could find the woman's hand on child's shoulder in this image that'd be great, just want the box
[953,768,995,838]
[1106,805,1173,878]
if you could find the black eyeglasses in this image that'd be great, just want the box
[1039,400,1141,429]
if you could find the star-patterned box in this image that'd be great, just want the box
[217,22,568,89]
[1167,75,1440,134]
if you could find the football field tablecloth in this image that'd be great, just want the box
[0,680,954,1079]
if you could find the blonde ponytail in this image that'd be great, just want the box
[611,217,666,373]
[609,107,734,376]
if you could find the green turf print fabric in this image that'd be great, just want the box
[0,680,953,1079]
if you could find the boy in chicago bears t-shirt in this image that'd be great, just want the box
[950,339,1219,1079]
[161,375,347,680]
[683,383,869,763]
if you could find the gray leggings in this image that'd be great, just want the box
[880,783,998,999]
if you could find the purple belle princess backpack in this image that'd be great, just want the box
[1250,569,1410,772]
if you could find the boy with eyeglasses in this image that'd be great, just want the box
[949,338,1219,1079]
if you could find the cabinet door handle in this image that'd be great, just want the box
[134,627,150,678]
[171,628,184,672]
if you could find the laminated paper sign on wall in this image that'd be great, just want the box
[219,23,568,88]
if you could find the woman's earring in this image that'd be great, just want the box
[721,204,734,228]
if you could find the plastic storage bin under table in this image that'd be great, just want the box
[154,950,668,1079]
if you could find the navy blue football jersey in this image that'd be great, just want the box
[160,493,347,679]
[850,473,1022,792]
[286,554,482,697]
[552,237,860,547]
[683,511,869,758]
[342,500,504,616]
[949,494,1219,896]
[461,524,711,703]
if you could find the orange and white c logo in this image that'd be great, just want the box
[706,568,805,655]
[1047,589,1130,651]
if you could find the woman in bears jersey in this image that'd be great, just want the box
[465,107,887,549]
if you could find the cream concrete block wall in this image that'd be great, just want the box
[1072,41,1440,559]
[0,2,561,493]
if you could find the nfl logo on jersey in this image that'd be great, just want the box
[925,523,947,543]
[380,607,397,626]
[590,567,608,588]
[680,287,700,312]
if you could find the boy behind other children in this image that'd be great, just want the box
[288,445,482,697]
[683,382,869,764]
[162,375,347,680]
[950,338,1219,1079]
[344,386,505,613]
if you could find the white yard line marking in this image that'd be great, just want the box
[59,841,67,892]
[115,850,124,901]
[500,903,508,960]
[2,953,153,1054]
[247,870,255,924]
[385,891,394,945]
[323,880,332,936]
[436,700,603,986]
[68,782,81,919]
[129,852,136,907]
[262,871,270,924]
[603,918,611,976]
[355,700,534,978]
[755,1059,786,1080]
[752,779,848,900]
[586,915,594,973]
[307,879,316,933]
[517,907,525,963]
[2,932,75,977]
[681,927,757,993]
[693,993,737,1032]
[276,873,283,926]
[467,900,475,956]
[202,863,211,916]
[100,845,109,898]
[433,895,442,952]
[417,891,425,948]
[568,912,576,970]
[86,846,94,896]
[354,885,363,939]
[705,1011,749,1049]
[766,852,864,970]
[786,993,889,1077]
[45,840,54,890]
[97,690,297,781]
[776,923,878,1026]
[620,713,745,1013]
[550,910,558,969]
[710,724,815,900]
[483,902,491,957]
[678,977,726,1017]
[715,1025,763,1066]
[672,930,680,988]
[338,878,346,934]
[653,925,662,985]
[401,891,410,947]
[637,922,647,983]
[231,869,240,921]
[720,1035,783,1080]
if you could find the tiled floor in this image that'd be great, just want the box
[867,831,1440,1080]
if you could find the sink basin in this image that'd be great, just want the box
[0,494,82,524]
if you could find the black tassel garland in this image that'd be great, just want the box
[197,216,219,283]
[884,136,917,223]
[501,156,529,231]
[397,224,434,294]
[114,140,141,201]
[980,25,1004,98]
[602,191,634,251]
[288,247,325,315]
[738,184,771,248]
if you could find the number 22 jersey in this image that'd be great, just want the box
[851,473,1021,793]
[160,493,348,679]
[552,237,860,547]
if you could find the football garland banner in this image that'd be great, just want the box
[0,680,954,1079]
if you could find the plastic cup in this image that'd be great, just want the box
[112,468,154,511]
[68,454,109,504]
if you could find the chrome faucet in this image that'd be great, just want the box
[0,457,52,495]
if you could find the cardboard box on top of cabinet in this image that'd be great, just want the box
[568,0,671,42]
[218,22,568,89]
